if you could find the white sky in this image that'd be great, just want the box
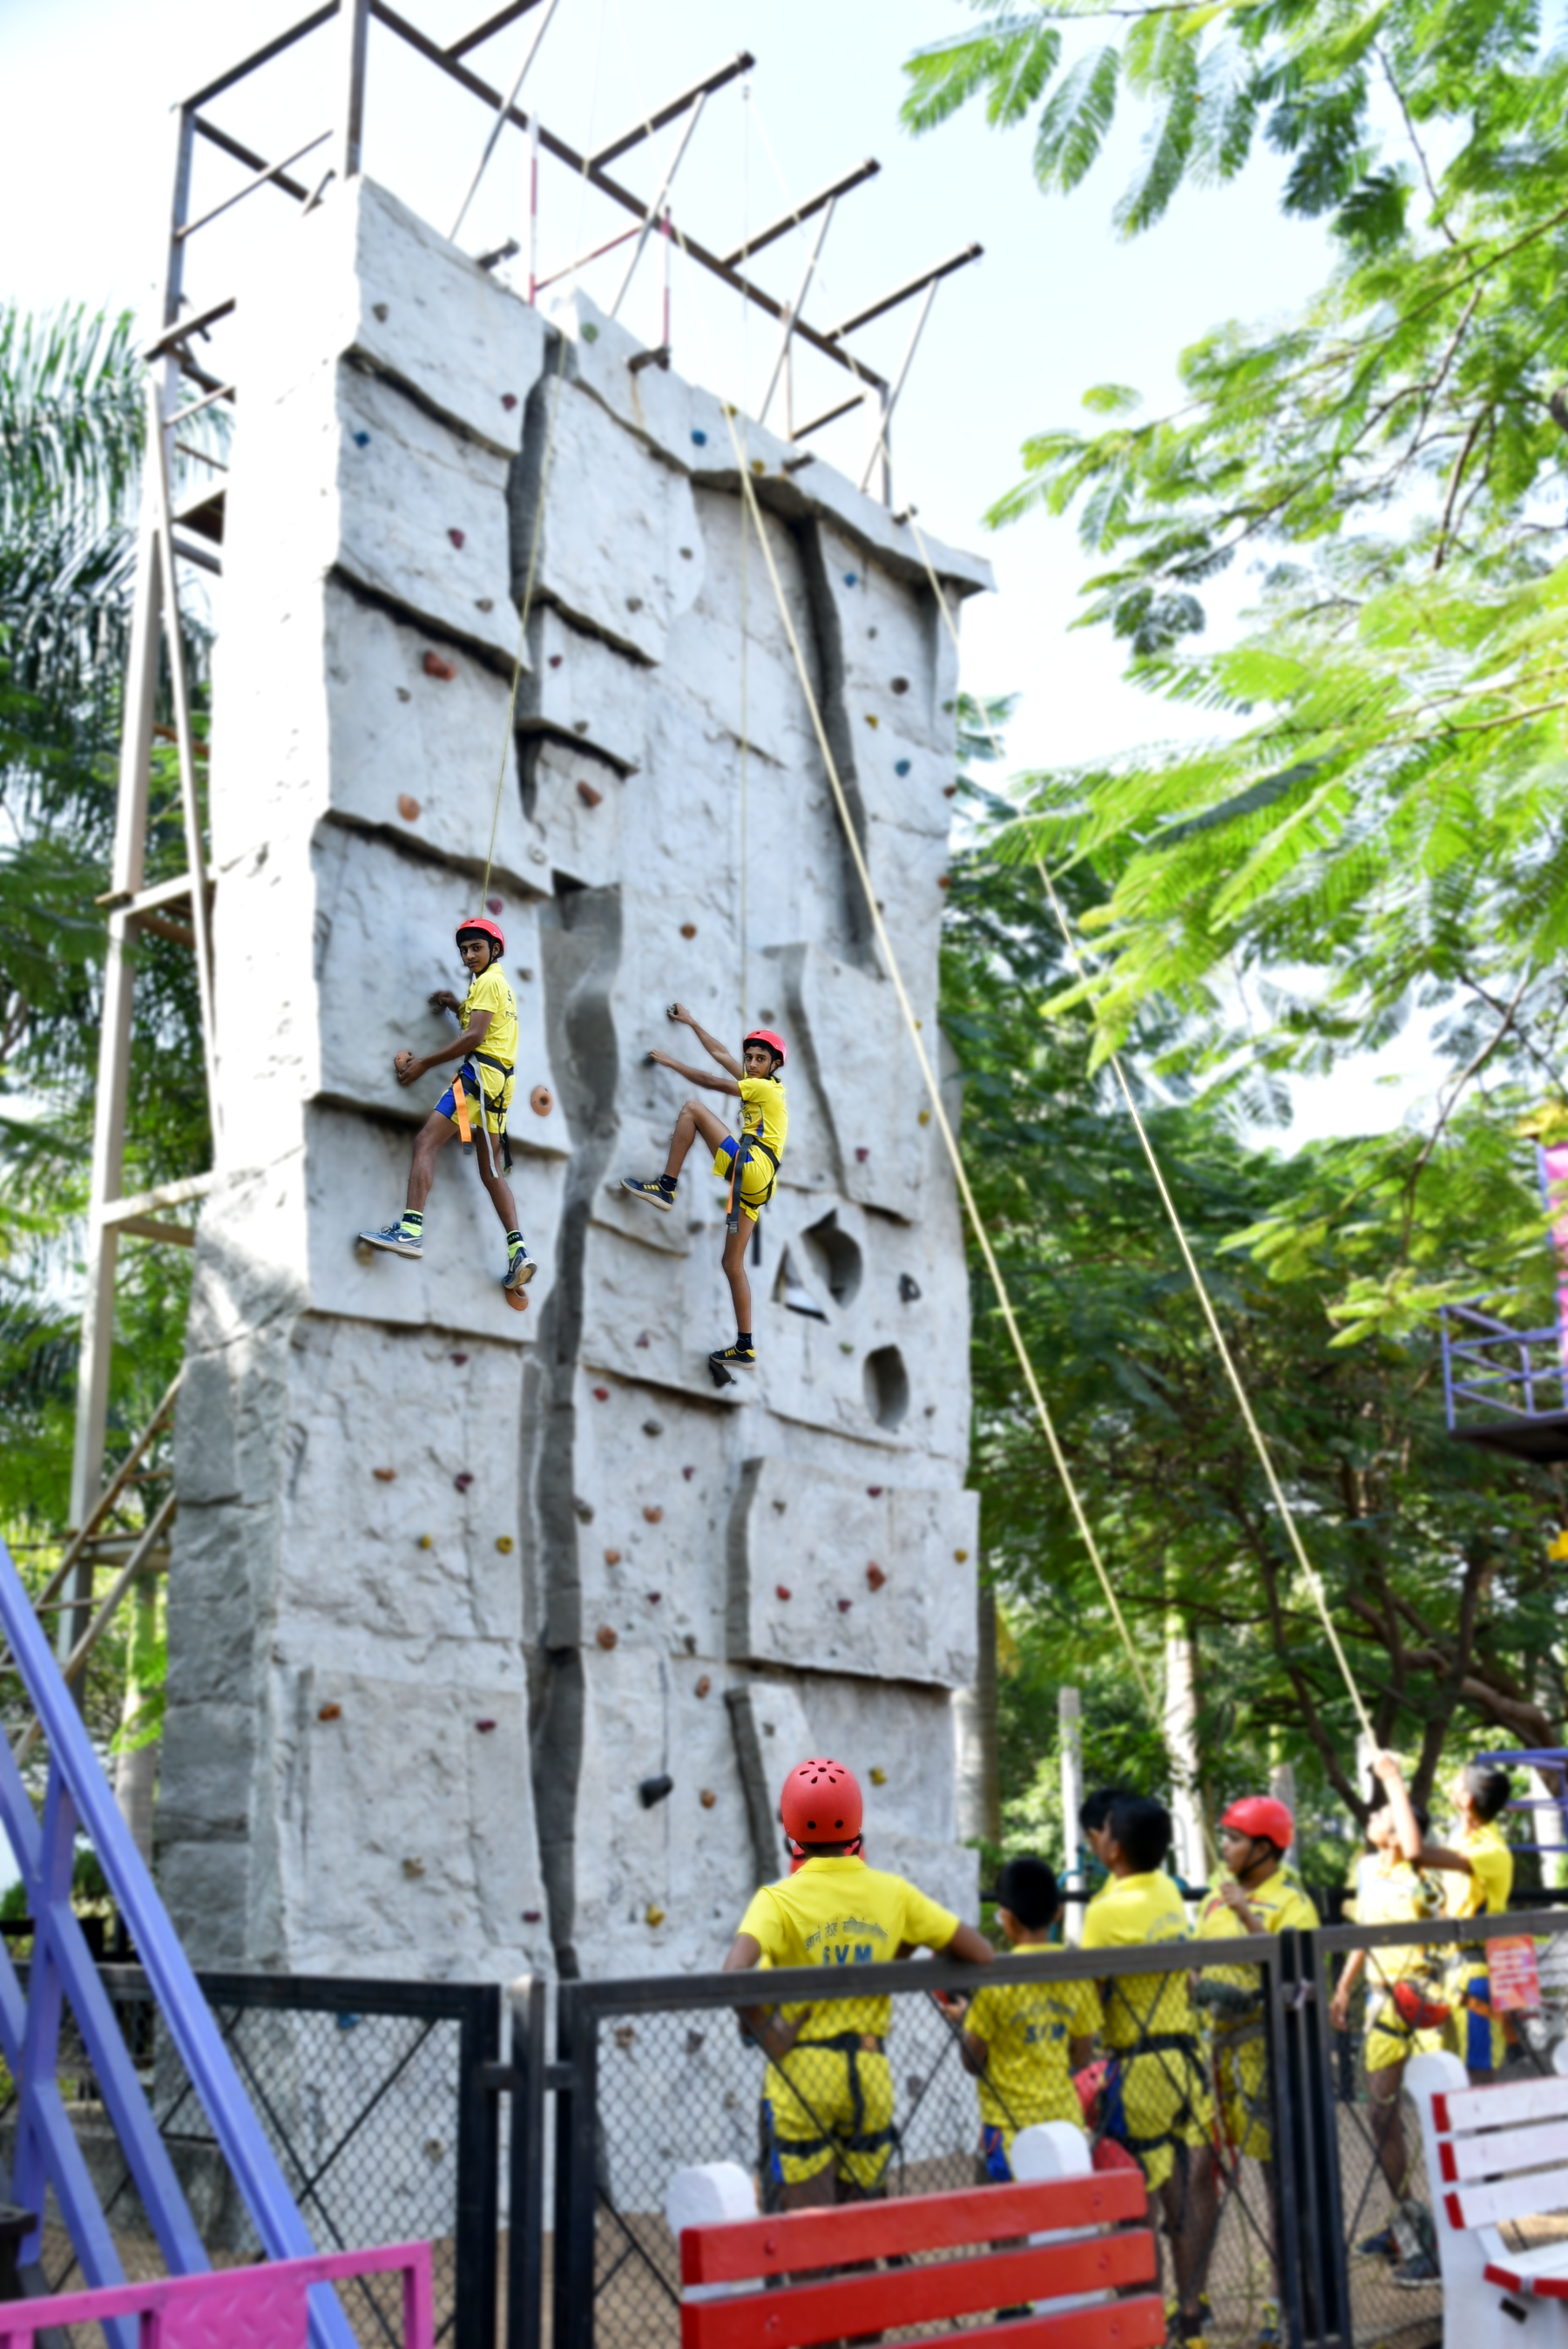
[1,0,1437,1142]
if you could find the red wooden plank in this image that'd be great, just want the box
[679,2174,1146,2284]
[682,2228,1157,2349]
[953,2298,1167,2349]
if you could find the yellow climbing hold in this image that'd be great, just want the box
[870,1767,887,1786]
[418,1534,434,1549]
[496,1535,515,1554]
[954,1548,970,1563]
[645,1902,666,1928]
[918,1110,930,1126]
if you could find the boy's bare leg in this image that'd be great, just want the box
[722,1214,755,1331]
[1369,2065,1407,2199]
[405,1112,456,1211]
[663,1096,730,1179]
[472,1123,520,1233]
[1164,2146,1219,2328]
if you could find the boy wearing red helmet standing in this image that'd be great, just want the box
[621,1002,788,1376]
[1195,1796,1319,2349]
[722,1759,993,2208]
[358,917,537,1295]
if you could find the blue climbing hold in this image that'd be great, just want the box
[895,759,911,777]
[335,2012,362,2031]
[353,431,371,449]
[691,429,708,446]
[843,572,857,586]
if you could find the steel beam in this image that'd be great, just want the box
[191,114,314,204]
[591,51,753,171]
[447,0,545,58]
[823,241,983,342]
[142,295,237,363]
[181,0,337,111]
[177,130,330,239]
[720,158,879,269]
[341,0,370,181]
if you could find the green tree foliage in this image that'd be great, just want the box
[906,3,1568,1345]
[0,305,211,1556]
[943,768,1568,1843]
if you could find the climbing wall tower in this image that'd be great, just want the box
[160,176,991,1982]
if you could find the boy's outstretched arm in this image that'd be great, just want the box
[668,1000,742,1078]
[1370,1751,1425,1867]
[646,1046,740,1096]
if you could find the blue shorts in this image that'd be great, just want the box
[980,2124,1012,2183]
[1454,1970,1504,2072]
[437,1065,507,1136]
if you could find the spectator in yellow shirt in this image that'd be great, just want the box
[1083,1794,1217,2349]
[942,1857,1097,2181]
[1373,1750,1514,2082]
[722,1757,992,2209]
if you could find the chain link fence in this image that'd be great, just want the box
[0,1960,499,2349]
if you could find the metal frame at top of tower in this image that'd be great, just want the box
[70,0,983,1660]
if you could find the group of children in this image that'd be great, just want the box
[360,925,783,1373]
[726,1750,1518,2349]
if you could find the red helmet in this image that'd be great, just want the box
[1220,1796,1294,1853]
[456,915,504,956]
[744,1028,787,1067]
[781,1758,862,1846]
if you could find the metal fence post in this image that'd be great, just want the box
[552,1982,599,2349]
[456,1984,503,2349]
[1281,1927,1351,2347]
[507,1977,546,2349]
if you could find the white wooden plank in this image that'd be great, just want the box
[1443,2075,1568,2136]
[1451,2165,1568,2231]
[1446,2115,1568,2181]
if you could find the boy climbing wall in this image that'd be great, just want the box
[622,1002,787,1375]
[358,916,537,1297]
[722,1757,992,2208]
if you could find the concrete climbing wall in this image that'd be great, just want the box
[161,175,991,1986]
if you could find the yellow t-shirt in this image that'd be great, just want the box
[1195,1869,1321,2022]
[737,1075,787,1164]
[1446,1818,1513,1921]
[737,1855,957,2040]
[462,965,517,1102]
[965,1950,1098,2133]
[1080,1871,1196,2048]
[1349,1852,1443,1982]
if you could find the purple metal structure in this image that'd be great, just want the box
[0,2241,433,2349]
[1440,1144,1568,1461]
[0,1534,359,2349]
[1477,1746,1568,1860]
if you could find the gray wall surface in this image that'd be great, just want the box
[161,175,991,1984]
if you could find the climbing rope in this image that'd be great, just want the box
[476,0,612,909]
[738,78,753,1039]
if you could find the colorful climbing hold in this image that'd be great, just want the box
[353,430,371,449]
[402,1858,426,1879]
[645,1902,666,1927]
[891,677,909,694]
[373,1466,397,1482]
[639,1774,673,1808]
[593,1386,610,1401]
[447,528,466,550]
[938,876,950,890]
[476,1718,497,1733]
[422,651,456,680]
[840,1342,855,1355]
[750,457,766,476]
[954,1548,970,1563]
[486,897,504,914]
[454,1472,474,1492]
[548,652,564,667]
[865,714,880,728]
[943,782,959,798]
[694,1675,712,1697]
[372,302,389,322]
[867,1486,883,1498]
[576,779,604,808]
[681,1465,695,1481]
[866,1563,888,1591]
[775,1584,792,1601]
[523,1908,542,1922]
[502,392,518,410]
[636,1331,652,1348]
[691,429,708,445]
[317,1703,342,1723]
[917,1108,930,1125]
[855,1146,869,1162]
[581,322,599,342]
[597,1624,618,1649]
[418,1534,434,1550]
[643,1505,664,1524]
[700,1789,717,1809]
[870,1767,888,1786]
[895,761,911,778]
[531,1085,553,1116]
[496,1536,515,1554]
[605,1548,622,1565]
[643,1418,663,1437]
[843,572,857,586]
[899,1274,923,1302]
[646,1591,662,1604]
[837,1598,854,1614]
[451,1352,468,1364]
[680,922,697,939]
[397,793,422,820]
[395,687,411,702]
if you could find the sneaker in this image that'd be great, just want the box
[1165,2297,1212,2330]
[1390,2251,1441,2287]
[621,1177,673,1212]
[710,1343,756,1371]
[504,1246,538,1292]
[1354,2222,1400,2261]
[359,1222,422,1259]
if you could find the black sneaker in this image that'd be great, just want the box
[1390,2251,1441,2287]
[1354,2222,1400,2260]
[503,1245,538,1291]
[622,1177,674,1212]
[709,1343,756,1371]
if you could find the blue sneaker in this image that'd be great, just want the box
[504,1244,538,1292]
[1355,2222,1399,2260]
[359,1222,422,1259]
[621,1176,674,1212]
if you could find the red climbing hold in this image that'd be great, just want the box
[448,528,466,549]
[635,1331,652,1348]
[486,897,504,914]
[644,1505,664,1524]
[454,1472,474,1492]
[397,794,422,821]
[867,1563,888,1592]
[548,653,564,667]
[577,780,603,808]
[318,1703,342,1722]
[605,1548,622,1565]
[523,1908,542,1921]
[476,1719,497,1733]
[838,1599,854,1613]
[451,1352,469,1365]
[867,1486,883,1498]
[597,1625,618,1649]
[855,1147,870,1163]
[681,1466,695,1481]
[373,1466,397,1482]
[531,1085,553,1116]
[422,651,456,680]
[938,876,950,890]
[592,1386,610,1401]
[680,923,698,939]
[502,393,518,411]
[647,1591,662,1604]
[775,1584,792,1601]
